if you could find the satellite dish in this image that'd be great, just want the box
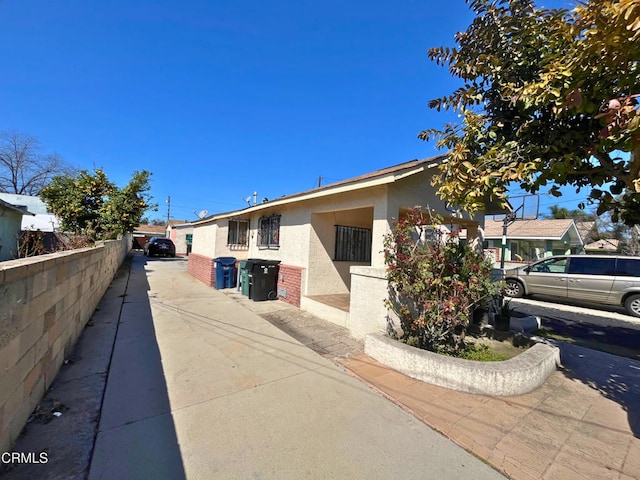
[444,202,462,217]
[244,196,252,206]
[198,210,208,219]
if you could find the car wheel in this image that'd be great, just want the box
[505,279,524,298]
[624,294,640,318]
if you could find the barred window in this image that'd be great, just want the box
[334,225,372,262]
[228,220,249,246]
[258,214,280,249]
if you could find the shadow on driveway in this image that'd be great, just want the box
[88,254,186,480]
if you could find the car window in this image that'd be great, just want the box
[616,258,640,277]
[567,257,616,275]
[530,257,567,273]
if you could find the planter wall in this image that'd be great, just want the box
[365,333,561,397]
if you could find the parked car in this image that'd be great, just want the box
[504,255,640,317]
[144,237,176,257]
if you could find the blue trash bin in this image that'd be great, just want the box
[214,257,236,289]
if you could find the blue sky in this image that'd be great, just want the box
[0,0,583,222]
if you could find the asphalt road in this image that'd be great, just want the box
[510,296,640,351]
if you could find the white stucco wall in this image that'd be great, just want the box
[348,265,399,339]
[245,204,310,265]
[171,224,193,255]
[307,208,373,295]
[192,218,252,260]
[191,222,218,257]
[215,218,249,260]
[308,212,340,294]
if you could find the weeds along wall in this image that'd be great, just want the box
[0,235,131,453]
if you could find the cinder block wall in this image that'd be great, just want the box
[0,236,131,454]
[187,253,215,287]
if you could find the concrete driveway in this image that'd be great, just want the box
[83,254,504,479]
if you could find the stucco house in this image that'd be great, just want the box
[0,198,34,261]
[483,218,584,264]
[0,193,59,232]
[167,221,194,256]
[188,156,485,339]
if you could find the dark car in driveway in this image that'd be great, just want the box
[504,255,640,317]
[144,237,176,257]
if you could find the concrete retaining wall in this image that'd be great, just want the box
[0,236,131,453]
[365,333,561,397]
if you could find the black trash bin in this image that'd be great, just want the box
[244,259,264,299]
[249,260,281,301]
[214,257,236,289]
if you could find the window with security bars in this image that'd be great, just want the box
[258,214,280,249]
[334,225,372,262]
[227,220,249,246]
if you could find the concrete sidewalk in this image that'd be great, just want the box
[85,254,503,479]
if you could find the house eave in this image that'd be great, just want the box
[0,198,36,216]
[484,235,566,241]
[193,156,444,226]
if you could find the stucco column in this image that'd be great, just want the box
[371,195,391,268]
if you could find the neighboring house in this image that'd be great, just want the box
[576,221,599,245]
[188,156,487,339]
[167,221,194,256]
[132,224,168,250]
[483,218,584,265]
[0,193,60,232]
[584,238,619,254]
[0,198,34,261]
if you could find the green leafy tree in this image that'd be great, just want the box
[41,169,155,239]
[421,0,640,225]
[547,204,596,222]
[384,208,501,354]
[100,171,154,234]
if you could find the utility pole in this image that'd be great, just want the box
[166,196,171,225]
[318,175,322,188]
[499,211,517,270]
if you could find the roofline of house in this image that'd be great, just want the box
[192,156,446,226]
[484,235,581,242]
[484,220,584,244]
[0,198,35,216]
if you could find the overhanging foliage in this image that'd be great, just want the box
[422,0,640,225]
